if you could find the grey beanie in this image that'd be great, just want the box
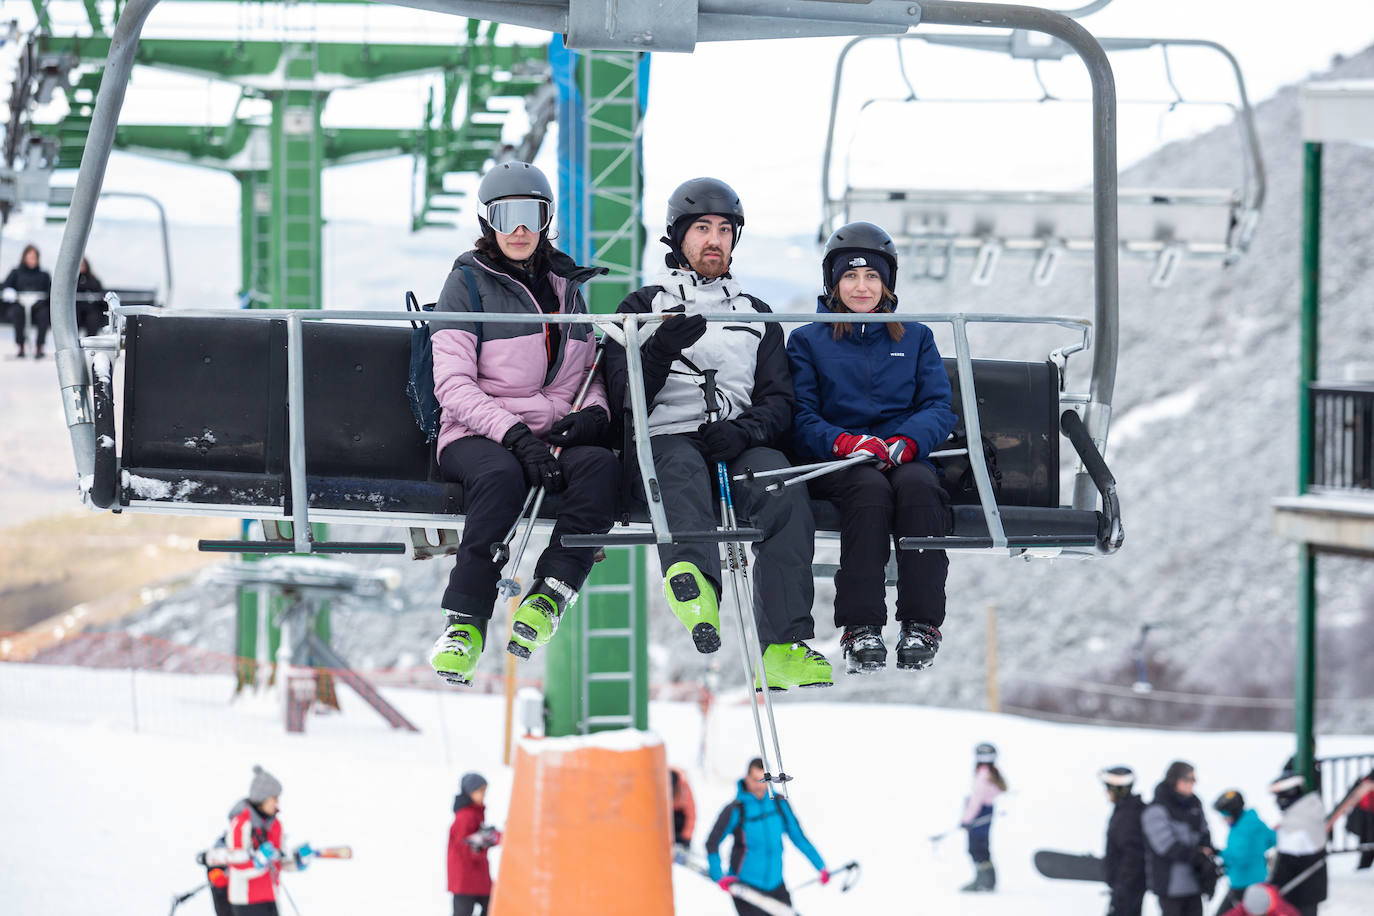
[1242,884,1272,914]
[460,772,488,796]
[248,764,283,805]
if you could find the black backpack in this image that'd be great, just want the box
[406,266,482,443]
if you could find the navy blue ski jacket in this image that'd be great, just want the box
[787,298,958,464]
[705,780,825,890]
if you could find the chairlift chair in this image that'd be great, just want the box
[821,31,1265,287]
[51,0,1127,571]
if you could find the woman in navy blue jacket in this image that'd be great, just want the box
[786,221,957,674]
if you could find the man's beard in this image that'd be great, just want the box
[690,248,728,279]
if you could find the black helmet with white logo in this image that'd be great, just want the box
[822,221,899,295]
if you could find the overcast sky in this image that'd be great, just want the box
[5,0,1374,240]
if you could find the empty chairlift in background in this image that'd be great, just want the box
[821,29,1265,287]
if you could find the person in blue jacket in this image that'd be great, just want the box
[786,221,958,674]
[1213,789,1277,915]
[705,758,829,916]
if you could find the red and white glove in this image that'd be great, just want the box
[884,435,920,466]
[833,433,891,470]
[718,876,740,892]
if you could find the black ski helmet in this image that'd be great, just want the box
[1213,789,1245,818]
[1270,772,1306,810]
[974,742,997,765]
[822,221,899,295]
[663,177,744,263]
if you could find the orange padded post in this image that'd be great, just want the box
[491,731,674,916]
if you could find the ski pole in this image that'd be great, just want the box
[763,452,874,492]
[929,810,1001,847]
[167,883,207,916]
[792,859,861,892]
[492,345,604,598]
[702,369,791,798]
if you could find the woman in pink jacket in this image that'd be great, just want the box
[960,742,1007,893]
[428,162,619,687]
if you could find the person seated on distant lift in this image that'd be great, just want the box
[2,244,52,358]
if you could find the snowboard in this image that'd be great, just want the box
[674,852,799,916]
[1033,850,1106,882]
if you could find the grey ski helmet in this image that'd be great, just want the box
[477,161,554,206]
[664,177,744,255]
[974,742,997,765]
[823,221,899,295]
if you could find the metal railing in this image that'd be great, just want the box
[1320,752,1374,853]
[1308,382,1374,493]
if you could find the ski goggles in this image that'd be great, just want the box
[486,198,553,234]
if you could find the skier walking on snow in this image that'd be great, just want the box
[603,177,832,690]
[1142,760,1216,916]
[448,772,501,916]
[1269,772,1327,916]
[225,765,310,916]
[786,221,957,674]
[960,742,1006,892]
[1101,765,1148,916]
[1213,789,1277,915]
[705,758,829,916]
[427,161,620,686]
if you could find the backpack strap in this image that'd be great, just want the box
[459,265,483,355]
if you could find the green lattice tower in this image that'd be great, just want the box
[545,48,650,736]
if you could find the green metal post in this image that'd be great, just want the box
[270,85,323,311]
[545,48,648,736]
[1294,141,1322,788]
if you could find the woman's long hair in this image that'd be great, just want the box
[979,762,1008,792]
[825,284,904,342]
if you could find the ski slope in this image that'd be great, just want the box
[2,666,1372,915]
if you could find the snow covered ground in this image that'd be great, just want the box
[2,666,1372,915]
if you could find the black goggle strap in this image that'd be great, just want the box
[486,199,552,234]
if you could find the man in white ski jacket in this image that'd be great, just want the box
[604,177,831,690]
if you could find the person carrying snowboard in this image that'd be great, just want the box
[705,757,829,915]
[427,161,620,687]
[603,177,831,690]
[1142,760,1216,916]
[449,772,500,916]
[1213,789,1277,915]
[959,742,1006,892]
[225,765,310,916]
[1101,765,1147,916]
[786,220,957,674]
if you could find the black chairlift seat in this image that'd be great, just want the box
[105,315,1117,556]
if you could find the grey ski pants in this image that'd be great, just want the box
[645,434,816,646]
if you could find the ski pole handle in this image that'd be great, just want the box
[701,368,721,423]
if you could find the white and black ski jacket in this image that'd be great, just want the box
[604,268,793,446]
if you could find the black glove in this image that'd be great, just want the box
[547,406,609,448]
[698,419,751,462]
[502,423,566,493]
[642,313,707,366]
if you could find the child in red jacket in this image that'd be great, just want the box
[448,772,501,916]
[225,765,307,916]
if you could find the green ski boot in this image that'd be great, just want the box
[430,613,487,686]
[508,577,578,659]
[663,561,721,653]
[755,641,834,692]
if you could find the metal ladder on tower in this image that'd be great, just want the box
[579,548,641,732]
[276,34,322,311]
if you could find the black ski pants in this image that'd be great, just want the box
[439,435,619,616]
[1157,895,1203,916]
[1107,887,1145,916]
[808,461,951,629]
[230,904,279,916]
[7,300,49,348]
[732,882,791,916]
[452,893,490,916]
[645,434,816,646]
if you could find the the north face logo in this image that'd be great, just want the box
[848,256,868,268]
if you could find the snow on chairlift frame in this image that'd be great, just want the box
[47,0,1125,562]
[820,31,1264,288]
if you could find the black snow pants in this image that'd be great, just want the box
[1157,895,1203,916]
[7,299,49,349]
[808,461,951,629]
[230,903,279,916]
[439,435,619,616]
[731,882,791,916]
[452,893,490,916]
[1108,887,1145,916]
[642,434,816,646]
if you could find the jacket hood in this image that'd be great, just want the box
[458,246,602,286]
[453,793,474,813]
[228,798,275,830]
[1152,780,1202,817]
